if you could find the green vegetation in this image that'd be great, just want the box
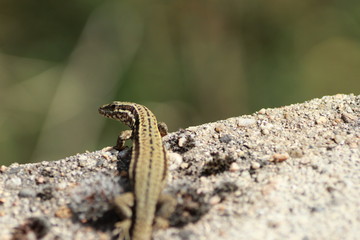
[0,1,359,165]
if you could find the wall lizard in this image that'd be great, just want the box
[98,102,172,240]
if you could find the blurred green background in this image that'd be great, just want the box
[1,0,359,165]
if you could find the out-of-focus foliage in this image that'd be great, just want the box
[0,0,359,165]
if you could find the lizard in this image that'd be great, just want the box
[98,101,174,240]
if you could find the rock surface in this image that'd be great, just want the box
[0,94,359,240]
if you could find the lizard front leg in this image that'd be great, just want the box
[115,130,133,150]
[157,122,168,137]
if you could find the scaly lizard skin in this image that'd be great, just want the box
[99,102,169,240]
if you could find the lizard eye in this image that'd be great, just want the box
[109,104,116,110]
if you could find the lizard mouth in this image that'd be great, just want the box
[98,103,118,119]
[98,102,137,127]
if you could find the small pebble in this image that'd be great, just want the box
[219,135,232,144]
[283,113,291,120]
[6,177,22,188]
[258,108,266,114]
[251,161,261,169]
[261,128,270,135]
[36,176,46,184]
[234,191,241,197]
[9,163,20,168]
[178,137,187,147]
[43,167,53,175]
[78,161,86,167]
[316,116,327,125]
[187,126,197,132]
[167,152,183,165]
[8,167,21,174]
[57,182,68,190]
[270,153,290,163]
[78,155,88,161]
[214,126,223,133]
[96,159,105,167]
[87,158,98,168]
[333,118,342,124]
[0,165,8,173]
[237,118,256,127]
[209,195,221,205]
[348,142,358,149]
[167,152,183,171]
[101,146,114,152]
[289,149,304,158]
[55,206,73,218]
[18,188,36,198]
[229,162,240,172]
[237,150,245,158]
[334,135,345,144]
[41,161,49,166]
[180,162,189,169]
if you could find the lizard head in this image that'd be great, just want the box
[98,101,137,127]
